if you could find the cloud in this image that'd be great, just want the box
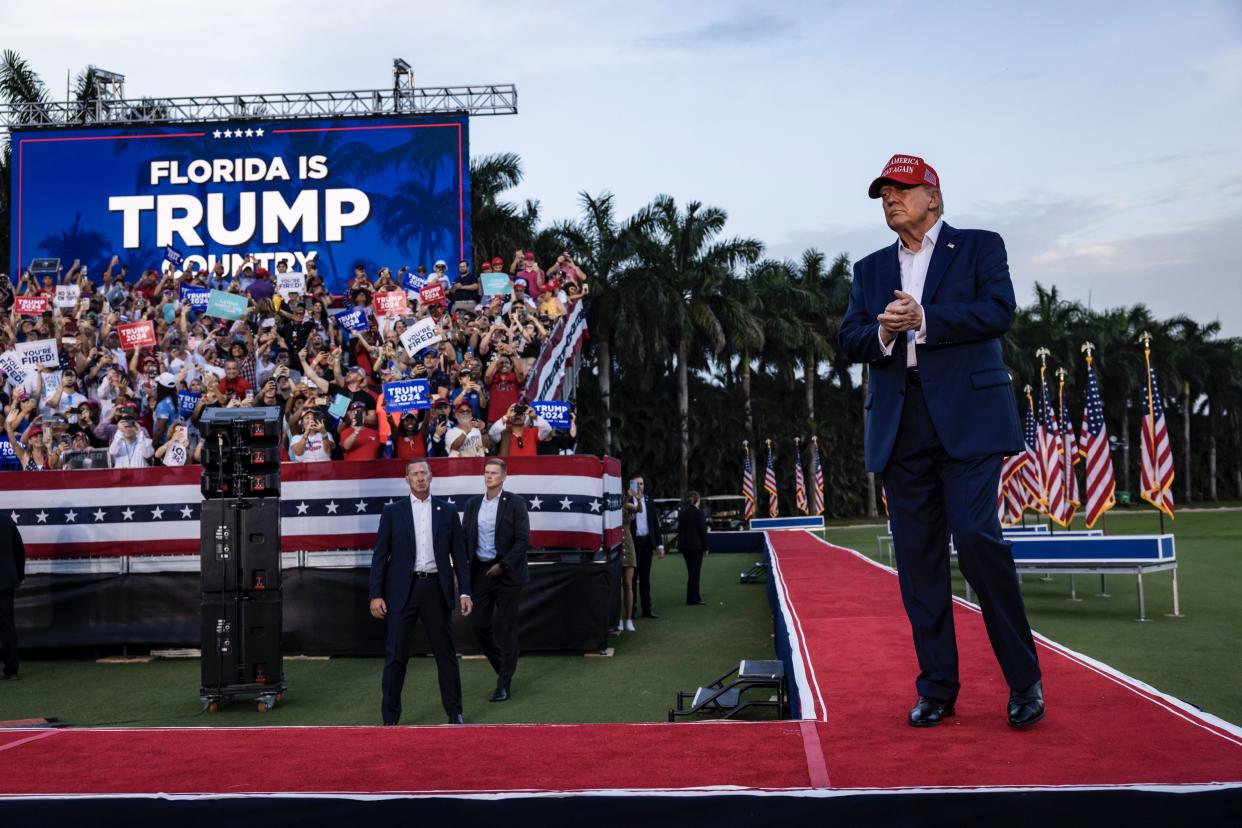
[639,8,796,48]
[1192,47,1242,96]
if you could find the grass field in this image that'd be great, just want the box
[0,554,774,727]
[3,508,1238,728]
[821,507,1242,727]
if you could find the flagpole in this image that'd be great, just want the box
[1036,347,1053,535]
[1139,331,1166,535]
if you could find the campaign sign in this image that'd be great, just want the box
[373,290,408,318]
[206,289,248,320]
[10,114,471,297]
[328,393,352,420]
[531,399,572,429]
[165,245,184,267]
[14,296,49,315]
[54,284,81,309]
[384,379,431,412]
[334,306,370,333]
[179,390,202,418]
[0,350,30,385]
[0,437,16,466]
[419,283,446,306]
[277,272,306,298]
[399,317,442,357]
[482,274,512,297]
[117,320,157,350]
[404,271,428,292]
[17,338,59,369]
[180,284,210,309]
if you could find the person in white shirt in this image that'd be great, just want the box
[446,401,488,457]
[108,418,153,469]
[154,422,193,466]
[290,408,334,462]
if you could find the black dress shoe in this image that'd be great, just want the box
[641,612,659,619]
[447,713,465,724]
[1008,680,1045,728]
[908,696,955,727]
[489,687,510,702]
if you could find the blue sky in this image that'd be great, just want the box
[6,0,1242,333]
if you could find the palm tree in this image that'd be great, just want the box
[469,152,539,264]
[0,50,55,269]
[628,195,762,494]
[549,192,652,453]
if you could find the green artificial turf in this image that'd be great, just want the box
[0,553,775,727]
[820,508,1242,727]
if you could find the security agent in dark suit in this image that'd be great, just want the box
[0,512,25,680]
[462,457,530,702]
[838,154,1043,729]
[677,492,710,605]
[369,458,473,725]
[629,476,665,618]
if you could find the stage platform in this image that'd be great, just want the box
[2,531,1240,824]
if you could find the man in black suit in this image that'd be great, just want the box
[629,476,665,618]
[369,458,473,725]
[462,457,530,702]
[677,491,710,605]
[0,513,24,680]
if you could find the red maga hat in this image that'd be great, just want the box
[868,154,940,199]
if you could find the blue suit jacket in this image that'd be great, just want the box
[369,495,471,612]
[838,223,1023,473]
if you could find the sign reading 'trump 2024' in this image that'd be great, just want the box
[10,114,471,297]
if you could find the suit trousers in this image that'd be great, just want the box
[381,578,461,724]
[471,562,522,690]
[0,589,17,676]
[633,534,656,613]
[884,382,1041,702]
[682,550,704,604]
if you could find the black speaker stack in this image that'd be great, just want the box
[198,406,287,713]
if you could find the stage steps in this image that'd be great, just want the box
[669,659,788,721]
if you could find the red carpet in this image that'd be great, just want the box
[0,531,1239,799]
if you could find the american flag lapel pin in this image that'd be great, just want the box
[947,242,955,249]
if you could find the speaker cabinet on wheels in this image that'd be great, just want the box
[197,406,287,713]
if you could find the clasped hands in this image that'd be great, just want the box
[877,290,922,346]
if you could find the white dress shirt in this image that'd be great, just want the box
[879,217,941,366]
[476,491,501,562]
[633,497,649,537]
[409,493,437,573]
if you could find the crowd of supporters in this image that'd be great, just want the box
[0,249,588,471]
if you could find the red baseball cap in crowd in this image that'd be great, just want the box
[868,154,940,199]
[490,256,504,266]
[523,251,535,260]
[481,262,492,272]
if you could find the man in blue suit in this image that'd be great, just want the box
[369,458,473,725]
[838,154,1044,729]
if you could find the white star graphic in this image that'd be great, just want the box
[151,506,165,520]
[528,497,543,511]
[559,497,573,511]
[255,128,264,136]
[180,505,193,519]
[445,497,456,506]
[36,510,49,523]
[9,511,19,523]
[244,128,254,137]
[325,501,339,514]
[65,510,78,523]
[93,508,106,522]
[213,129,221,139]
[354,500,368,513]
[296,502,309,515]
[121,507,135,521]
[222,129,232,138]
[588,499,601,513]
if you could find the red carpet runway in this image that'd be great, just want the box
[2,532,1240,822]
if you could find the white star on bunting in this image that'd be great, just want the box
[213,129,221,139]
[255,128,264,136]
[121,507,135,521]
[354,500,368,513]
[244,128,254,137]
[65,510,78,523]
[93,509,106,522]
[559,497,573,511]
[296,502,309,515]
[528,497,543,511]
[588,500,601,513]
[36,510,49,524]
[9,511,19,523]
[180,506,193,519]
[222,129,233,138]
[325,501,339,514]
[151,506,165,520]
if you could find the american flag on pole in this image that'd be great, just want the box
[811,438,825,516]
[1140,345,1176,519]
[1037,372,1072,527]
[1020,390,1044,514]
[764,443,779,518]
[998,451,1029,526]
[1079,363,1117,528]
[793,441,808,515]
[1058,375,1081,524]
[741,444,756,521]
